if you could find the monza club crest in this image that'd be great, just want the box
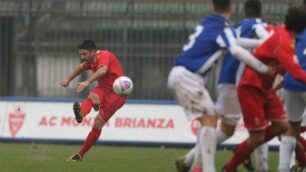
[191,119,201,136]
[9,106,26,137]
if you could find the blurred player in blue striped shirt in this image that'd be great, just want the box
[173,1,272,172]
[168,0,274,171]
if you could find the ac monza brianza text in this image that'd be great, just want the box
[38,116,175,129]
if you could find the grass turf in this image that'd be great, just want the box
[0,143,279,172]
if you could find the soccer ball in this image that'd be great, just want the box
[113,76,133,96]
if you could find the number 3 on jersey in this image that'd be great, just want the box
[183,25,204,51]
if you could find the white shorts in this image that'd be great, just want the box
[215,84,241,125]
[284,90,306,122]
[167,66,216,120]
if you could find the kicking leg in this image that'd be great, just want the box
[66,114,104,162]
[73,93,100,123]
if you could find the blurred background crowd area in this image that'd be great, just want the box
[0,0,302,100]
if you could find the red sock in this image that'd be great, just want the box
[296,141,306,166]
[298,136,306,151]
[79,127,101,158]
[225,126,277,171]
[81,99,94,117]
[225,140,254,170]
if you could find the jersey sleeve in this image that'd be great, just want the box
[217,27,268,73]
[254,24,269,39]
[216,27,237,48]
[237,37,262,49]
[81,63,91,70]
[96,51,111,69]
[276,38,306,84]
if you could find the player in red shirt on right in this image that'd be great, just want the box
[222,5,306,172]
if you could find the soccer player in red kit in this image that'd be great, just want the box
[222,5,306,172]
[60,40,126,162]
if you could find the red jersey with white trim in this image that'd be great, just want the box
[81,50,124,89]
[239,26,306,90]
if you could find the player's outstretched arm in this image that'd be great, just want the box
[254,24,270,40]
[219,27,273,75]
[76,65,108,93]
[60,64,84,87]
[237,38,262,49]
[237,25,271,49]
[229,45,273,75]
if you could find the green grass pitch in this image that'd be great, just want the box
[0,143,279,172]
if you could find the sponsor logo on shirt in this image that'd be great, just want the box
[191,119,201,136]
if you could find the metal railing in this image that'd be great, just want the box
[0,0,303,100]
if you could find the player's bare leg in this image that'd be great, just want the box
[66,114,104,162]
[218,119,256,172]
[219,121,256,172]
[73,94,100,123]
[220,121,235,141]
[89,94,100,111]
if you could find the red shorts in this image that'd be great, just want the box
[237,85,287,131]
[90,87,126,122]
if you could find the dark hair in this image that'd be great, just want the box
[285,5,306,34]
[212,0,231,12]
[78,40,96,50]
[244,0,261,17]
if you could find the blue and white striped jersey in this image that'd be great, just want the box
[218,18,267,84]
[174,13,237,76]
[284,29,306,91]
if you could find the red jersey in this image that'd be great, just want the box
[81,50,124,89]
[239,26,306,90]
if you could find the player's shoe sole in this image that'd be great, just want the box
[73,102,83,123]
[175,156,190,172]
[66,153,82,162]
